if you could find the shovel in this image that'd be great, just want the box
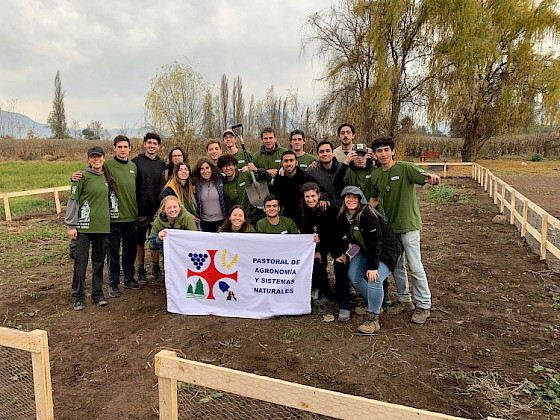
[231,124,270,209]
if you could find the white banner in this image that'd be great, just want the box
[163,230,316,319]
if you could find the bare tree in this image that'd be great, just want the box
[247,94,255,138]
[232,76,244,126]
[220,74,229,129]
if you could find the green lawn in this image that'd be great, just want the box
[0,161,84,219]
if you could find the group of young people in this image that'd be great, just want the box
[66,123,439,335]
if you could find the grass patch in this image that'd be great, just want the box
[524,365,560,411]
[423,183,467,207]
[282,328,303,341]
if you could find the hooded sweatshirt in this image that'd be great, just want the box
[252,143,288,171]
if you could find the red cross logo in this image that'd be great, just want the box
[187,250,238,300]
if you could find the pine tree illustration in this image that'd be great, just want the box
[187,284,193,294]
[194,279,204,296]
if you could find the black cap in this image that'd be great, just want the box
[352,144,368,154]
[87,146,105,157]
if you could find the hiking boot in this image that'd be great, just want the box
[386,300,415,314]
[73,301,85,311]
[152,262,162,280]
[137,265,147,286]
[95,298,108,307]
[358,314,380,334]
[311,289,319,301]
[314,296,334,307]
[123,279,142,290]
[354,306,368,315]
[411,308,430,324]
[338,308,351,322]
[108,284,120,298]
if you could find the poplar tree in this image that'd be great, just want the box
[47,70,69,138]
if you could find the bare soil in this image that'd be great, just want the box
[1,177,560,419]
[500,174,560,220]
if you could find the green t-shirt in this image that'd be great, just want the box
[104,158,138,223]
[222,149,252,170]
[296,153,317,170]
[252,147,288,170]
[370,161,426,233]
[348,220,367,252]
[343,166,378,200]
[70,170,111,234]
[223,172,265,225]
[256,216,299,234]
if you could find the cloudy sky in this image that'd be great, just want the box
[0,0,331,129]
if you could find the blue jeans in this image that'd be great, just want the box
[347,252,390,315]
[394,230,431,309]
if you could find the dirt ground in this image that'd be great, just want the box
[500,174,560,220]
[1,177,560,419]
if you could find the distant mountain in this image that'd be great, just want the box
[0,110,149,139]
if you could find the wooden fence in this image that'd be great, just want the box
[471,163,560,261]
[0,327,54,419]
[2,186,70,222]
[154,350,479,420]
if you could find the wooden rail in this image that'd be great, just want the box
[472,163,560,261]
[154,350,470,420]
[0,327,54,419]
[1,186,70,222]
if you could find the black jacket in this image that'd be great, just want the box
[335,207,402,272]
[295,203,339,255]
[271,168,320,221]
[305,157,343,208]
[132,154,166,219]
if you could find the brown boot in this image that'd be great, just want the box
[357,313,380,334]
[386,300,415,314]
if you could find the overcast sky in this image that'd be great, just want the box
[0,0,330,129]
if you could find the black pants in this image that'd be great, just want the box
[72,233,108,303]
[108,221,137,286]
[313,251,351,309]
[200,219,225,233]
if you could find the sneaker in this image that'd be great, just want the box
[152,262,162,280]
[314,296,334,307]
[123,279,142,290]
[358,314,380,334]
[354,306,368,315]
[73,301,85,311]
[338,308,351,322]
[137,265,147,286]
[386,300,415,314]
[383,290,393,307]
[108,284,120,298]
[311,289,320,301]
[95,299,108,307]
[411,308,430,324]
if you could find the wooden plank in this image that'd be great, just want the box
[53,188,61,214]
[521,200,528,238]
[484,169,488,191]
[416,162,473,167]
[526,223,541,242]
[501,183,506,214]
[6,185,71,198]
[510,191,516,225]
[547,241,560,260]
[156,350,178,420]
[3,193,11,222]
[155,351,465,420]
[549,215,560,231]
[541,214,548,260]
[0,326,43,352]
[493,179,498,205]
[488,175,493,198]
[30,330,54,420]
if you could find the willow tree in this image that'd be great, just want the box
[144,62,208,154]
[426,0,560,161]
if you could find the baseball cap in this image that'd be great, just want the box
[87,146,105,157]
[352,144,368,154]
[223,129,235,138]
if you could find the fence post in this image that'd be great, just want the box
[510,191,516,225]
[155,350,178,420]
[493,179,498,205]
[53,188,61,214]
[541,214,548,260]
[488,175,492,198]
[471,163,475,179]
[484,169,488,191]
[29,330,54,420]
[501,184,506,214]
[3,193,11,222]
[443,163,447,178]
[521,200,528,238]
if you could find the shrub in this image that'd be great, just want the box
[530,153,545,162]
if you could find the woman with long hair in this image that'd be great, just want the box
[149,195,198,251]
[193,157,227,232]
[335,186,402,334]
[160,162,199,222]
[218,205,255,233]
[65,146,114,310]
[162,147,187,184]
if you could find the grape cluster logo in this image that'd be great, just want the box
[186,249,238,300]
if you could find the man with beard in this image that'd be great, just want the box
[217,155,268,225]
[333,123,355,163]
[333,143,377,201]
[288,129,317,169]
[272,151,323,222]
[252,127,288,179]
[306,140,343,208]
